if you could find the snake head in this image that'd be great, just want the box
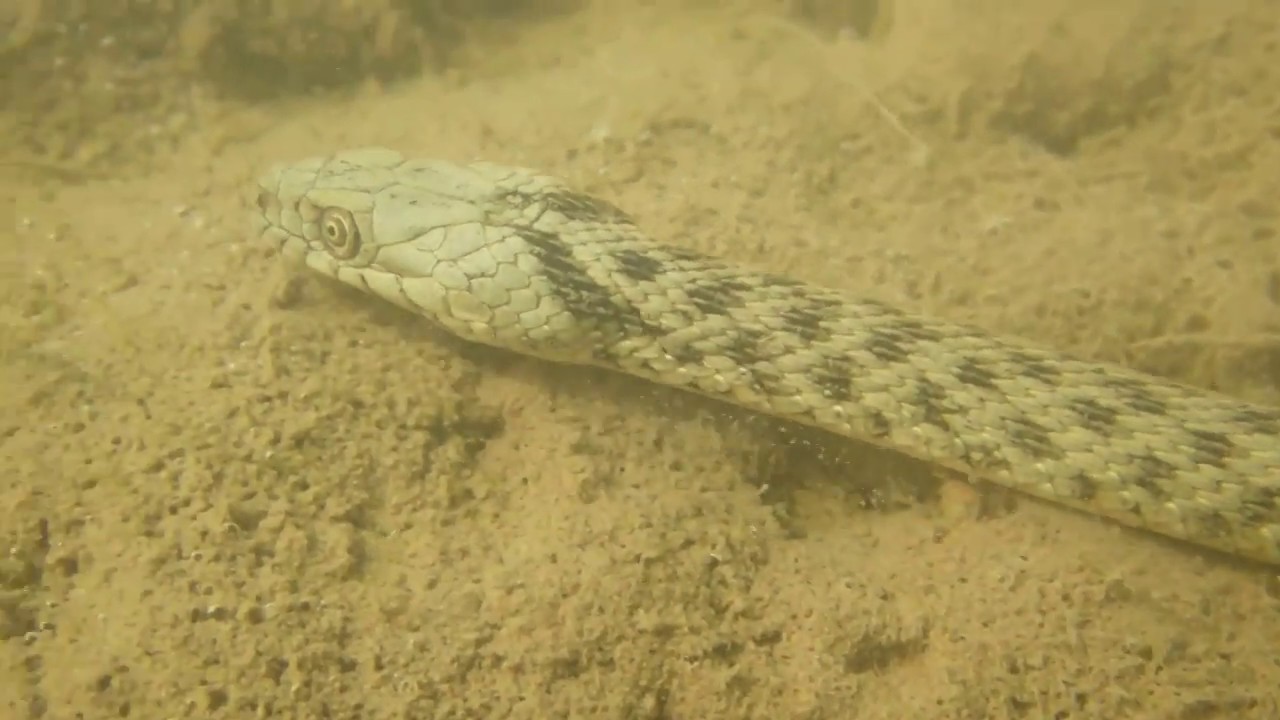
[253,147,592,358]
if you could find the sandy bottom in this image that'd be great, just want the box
[3,1,1280,718]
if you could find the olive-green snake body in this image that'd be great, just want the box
[254,147,1280,566]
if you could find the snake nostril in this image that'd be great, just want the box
[255,190,275,214]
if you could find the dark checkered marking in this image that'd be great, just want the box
[506,189,634,225]
[548,190,633,223]
[1232,406,1280,432]
[953,360,1000,390]
[519,228,660,344]
[912,379,952,431]
[1070,473,1098,501]
[775,295,845,343]
[863,329,916,365]
[1183,428,1237,467]
[854,317,950,366]
[811,355,859,404]
[717,315,863,405]
[1068,397,1121,432]
[1004,348,1065,383]
[612,248,666,283]
[1240,484,1280,522]
[685,276,756,316]
[1131,456,1178,500]
[1191,512,1236,540]
[1187,427,1232,450]
[719,325,771,368]
[884,316,947,343]
[1006,416,1065,460]
[1105,376,1171,416]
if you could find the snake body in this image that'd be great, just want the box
[254,147,1280,566]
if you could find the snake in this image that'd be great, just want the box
[253,146,1280,567]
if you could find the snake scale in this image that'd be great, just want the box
[254,147,1280,566]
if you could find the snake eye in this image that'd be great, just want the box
[319,208,360,259]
